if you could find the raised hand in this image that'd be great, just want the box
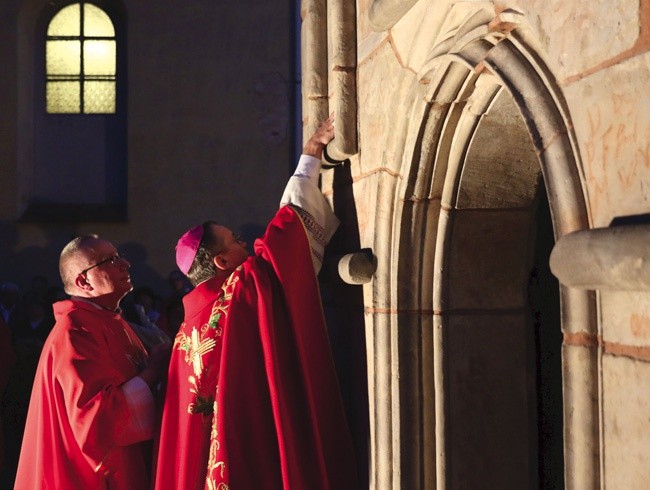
[303,114,335,158]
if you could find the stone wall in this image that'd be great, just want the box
[0,0,295,295]
[306,0,650,487]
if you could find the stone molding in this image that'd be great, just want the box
[368,0,420,32]
[327,0,358,160]
[302,0,358,160]
[551,224,650,291]
[368,5,600,489]
[301,0,329,141]
[306,1,603,488]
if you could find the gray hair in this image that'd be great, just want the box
[59,234,99,294]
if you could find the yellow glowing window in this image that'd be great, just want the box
[46,3,116,114]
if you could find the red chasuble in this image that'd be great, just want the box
[156,206,358,490]
[154,275,230,490]
[14,300,152,490]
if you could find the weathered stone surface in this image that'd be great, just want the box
[445,311,534,489]
[564,52,650,227]
[321,1,648,487]
[446,208,534,310]
[389,0,447,71]
[357,0,376,43]
[326,0,358,159]
[367,0,421,32]
[351,171,385,248]
[603,354,650,489]
[512,0,639,80]
[457,89,541,209]
[550,225,650,291]
[357,41,415,176]
[601,290,650,345]
[358,30,389,68]
[374,175,402,309]
[563,344,601,490]
[301,0,329,142]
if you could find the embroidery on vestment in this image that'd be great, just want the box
[203,269,241,489]
[290,205,326,269]
[290,205,327,248]
[205,389,229,489]
[173,268,240,416]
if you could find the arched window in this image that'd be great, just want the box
[26,0,127,222]
[46,2,116,114]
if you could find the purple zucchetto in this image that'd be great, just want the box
[175,224,204,275]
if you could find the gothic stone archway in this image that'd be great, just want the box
[373,24,597,490]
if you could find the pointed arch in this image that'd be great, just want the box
[372,17,599,489]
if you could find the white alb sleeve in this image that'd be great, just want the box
[280,155,340,273]
[121,376,156,441]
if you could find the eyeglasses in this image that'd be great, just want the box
[79,253,126,277]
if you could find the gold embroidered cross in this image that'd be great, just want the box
[189,327,216,377]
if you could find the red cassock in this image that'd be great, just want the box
[155,205,358,489]
[14,300,152,490]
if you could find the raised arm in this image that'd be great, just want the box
[302,114,335,159]
[280,115,340,274]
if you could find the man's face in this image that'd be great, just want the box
[211,224,249,273]
[77,239,132,300]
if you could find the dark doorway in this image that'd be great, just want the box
[528,185,565,489]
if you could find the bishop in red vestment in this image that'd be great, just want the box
[15,236,171,490]
[155,116,359,489]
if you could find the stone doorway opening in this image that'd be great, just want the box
[391,47,589,485]
[357,19,598,484]
[434,82,563,489]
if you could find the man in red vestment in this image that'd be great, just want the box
[14,235,171,489]
[155,116,359,489]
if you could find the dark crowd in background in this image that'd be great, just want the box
[0,270,192,489]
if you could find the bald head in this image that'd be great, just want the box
[59,235,100,294]
[58,235,133,310]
